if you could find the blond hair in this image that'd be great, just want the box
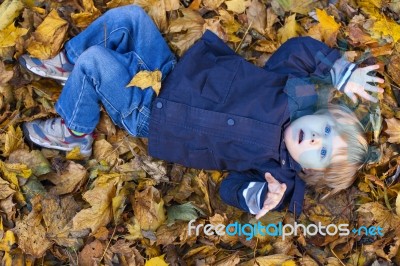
[299,104,369,200]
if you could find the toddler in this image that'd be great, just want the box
[20,5,383,219]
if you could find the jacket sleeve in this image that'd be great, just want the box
[219,170,268,214]
[219,169,306,216]
[263,36,356,90]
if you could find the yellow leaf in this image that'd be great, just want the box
[145,254,168,266]
[45,161,88,195]
[126,217,143,241]
[0,230,16,252]
[126,70,162,96]
[277,14,301,44]
[373,18,400,43]
[225,0,250,14]
[219,9,241,43]
[316,9,340,46]
[66,146,87,160]
[0,161,31,189]
[0,0,24,30]
[71,0,101,28]
[26,9,68,59]
[0,23,28,48]
[396,192,400,216]
[385,118,400,143]
[106,0,135,8]
[1,125,24,157]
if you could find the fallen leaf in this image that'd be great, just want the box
[225,0,250,14]
[44,161,87,195]
[41,195,81,248]
[78,239,106,266]
[240,254,295,266]
[169,8,205,55]
[26,9,68,59]
[246,0,267,34]
[0,0,25,30]
[357,202,400,234]
[135,0,168,32]
[203,0,224,10]
[1,125,25,157]
[145,254,168,266]
[271,0,323,15]
[72,180,116,233]
[385,118,400,143]
[127,70,162,96]
[108,239,144,265]
[132,186,166,231]
[166,202,202,225]
[71,0,102,28]
[0,178,15,200]
[278,14,302,44]
[66,146,87,160]
[396,192,400,216]
[13,196,52,258]
[0,23,27,51]
[9,149,51,176]
[93,139,119,167]
[315,9,340,47]
[219,9,241,43]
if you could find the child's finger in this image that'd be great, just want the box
[264,172,277,183]
[364,83,383,93]
[358,90,378,103]
[361,64,380,73]
[345,90,357,103]
[367,76,384,83]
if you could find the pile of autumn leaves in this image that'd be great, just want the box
[2,0,400,265]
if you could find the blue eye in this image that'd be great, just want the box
[321,147,327,158]
[324,125,331,135]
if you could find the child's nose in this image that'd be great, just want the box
[311,133,322,146]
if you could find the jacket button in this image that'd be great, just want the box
[156,102,163,109]
[281,159,285,165]
[227,118,235,126]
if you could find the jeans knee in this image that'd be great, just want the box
[75,46,107,68]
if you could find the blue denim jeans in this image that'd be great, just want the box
[55,5,176,137]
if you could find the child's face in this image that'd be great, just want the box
[284,114,348,169]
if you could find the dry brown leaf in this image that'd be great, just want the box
[225,0,250,14]
[106,0,135,8]
[132,186,166,231]
[9,149,51,176]
[26,9,68,59]
[72,180,116,233]
[169,8,205,55]
[0,195,16,223]
[93,139,119,167]
[0,178,15,200]
[127,70,162,96]
[240,254,295,266]
[388,54,400,87]
[108,239,144,266]
[13,196,52,258]
[135,0,168,32]
[385,118,400,143]
[246,0,266,34]
[203,0,224,10]
[357,202,400,234]
[78,239,106,266]
[41,195,81,248]
[193,171,212,215]
[218,9,241,43]
[45,161,87,195]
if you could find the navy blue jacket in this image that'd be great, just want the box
[148,31,342,215]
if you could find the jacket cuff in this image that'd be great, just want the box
[330,56,357,92]
[241,182,266,214]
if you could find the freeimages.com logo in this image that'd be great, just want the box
[188,220,383,240]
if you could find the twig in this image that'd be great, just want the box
[235,21,253,53]
[100,224,117,263]
[330,246,346,266]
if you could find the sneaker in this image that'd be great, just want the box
[19,50,74,82]
[23,118,93,157]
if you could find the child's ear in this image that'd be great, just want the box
[302,168,314,175]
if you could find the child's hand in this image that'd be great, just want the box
[343,64,384,103]
[255,172,287,220]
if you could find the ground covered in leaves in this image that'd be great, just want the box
[1,0,400,265]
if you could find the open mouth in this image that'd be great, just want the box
[298,129,304,144]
